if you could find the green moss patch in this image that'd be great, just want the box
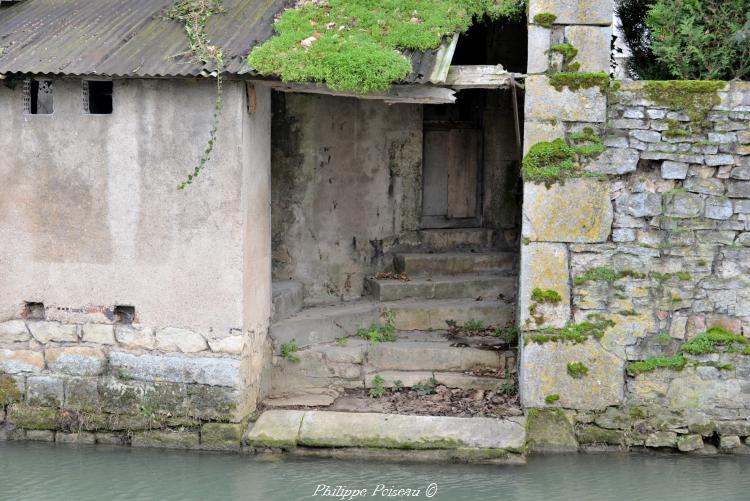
[544,394,560,404]
[525,315,616,345]
[533,12,556,29]
[548,71,610,92]
[627,355,687,376]
[531,288,562,304]
[681,327,748,355]
[548,43,578,71]
[247,0,525,93]
[644,80,725,125]
[566,361,589,378]
[0,374,22,407]
[574,267,646,286]
[521,129,605,185]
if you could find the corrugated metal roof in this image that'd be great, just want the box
[0,0,288,77]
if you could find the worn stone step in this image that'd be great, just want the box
[418,228,495,251]
[245,410,526,463]
[365,370,505,391]
[270,301,379,349]
[366,273,515,301]
[385,298,515,331]
[272,281,304,322]
[367,341,505,372]
[394,252,516,275]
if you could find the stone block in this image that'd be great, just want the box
[523,179,613,243]
[155,327,208,353]
[665,192,704,218]
[527,25,551,74]
[576,425,626,445]
[0,349,44,374]
[26,376,63,407]
[186,385,241,421]
[529,0,613,25]
[56,431,96,444]
[246,409,306,449]
[564,25,611,72]
[519,243,570,329]
[109,352,241,388]
[677,434,704,452]
[705,197,734,220]
[720,435,741,451]
[728,181,750,198]
[64,378,100,410]
[520,339,624,410]
[207,335,244,355]
[0,321,30,342]
[660,161,689,180]
[28,321,77,343]
[645,431,678,448]
[115,326,155,350]
[97,378,146,414]
[705,154,735,167]
[621,192,662,218]
[584,147,639,175]
[684,177,725,196]
[7,404,59,430]
[46,346,105,376]
[200,422,243,451]
[526,409,578,452]
[81,324,115,345]
[131,430,200,449]
[523,120,565,156]
[731,165,750,180]
[525,75,607,123]
[26,430,55,442]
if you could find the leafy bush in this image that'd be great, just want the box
[616,0,750,80]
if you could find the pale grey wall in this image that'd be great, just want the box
[0,78,269,338]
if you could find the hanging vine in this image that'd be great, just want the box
[166,0,226,190]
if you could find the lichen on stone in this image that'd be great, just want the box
[525,314,615,345]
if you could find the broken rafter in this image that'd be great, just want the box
[444,65,518,89]
[260,81,456,105]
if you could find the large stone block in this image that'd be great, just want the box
[46,346,105,376]
[519,243,570,329]
[527,25,551,74]
[665,192,704,218]
[526,409,578,452]
[0,349,44,374]
[26,376,64,407]
[523,120,565,156]
[0,320,30,342]
[523,179,613,243]
[155,327,208,353]
[115,326,155,350]
[28,321,77,343]
[200,422,243,451]
[109,351,241,388]
[529,0,613,25]
[132,430,200,450]
[81,324,115,345]
[525,75,607,123]
[564,25,612,72]
[520,339,625,410]
[584,148,639,175]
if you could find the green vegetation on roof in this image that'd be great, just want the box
[247,0,525,93]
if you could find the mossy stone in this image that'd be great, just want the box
[201,422,244,451]
[526,408,578,452]
[131,430,200,449]
[576,425,626,445]
[8,404,60,430]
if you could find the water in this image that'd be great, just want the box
[1,443,750,501]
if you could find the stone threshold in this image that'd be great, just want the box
[244,410,527,464]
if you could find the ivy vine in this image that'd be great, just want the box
[166,0,226,190]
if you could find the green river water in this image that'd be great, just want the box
[1,442,749,500]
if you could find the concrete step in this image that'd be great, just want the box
[272,281,303,322]
[365,370,505,391]
[245,410,526,463]
[418,228,495,251]
[394,252,516,275]
[366,272,515,302]
[385,298,515,331]
[270,301,379,349]
[366,340,507,372]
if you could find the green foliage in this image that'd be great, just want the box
[663,119,691,138]
[647,0,750,81]
[531,288,562,304]
[566,361,589,378]
[525,315,616,345]
[654,331,673,343]
[0,373,22,407]
[521,130,605,185]
[336,337,349,346]
[499,376,517,396]
[463,319,485,332]
[651,271,692,282]
[280,339,300,363]
[627,355,687,375]
[248,0,526,94]
[494,325,519,341]
[116,367,133,381]
[549,43,578,71]
[548,71,610,92]
[392,379,404,393]
[533,12,557,29]
[167,0,226,189]
[574,267,616,285]
[413,376,439,396]
[681,327,748,355]
[644,81,725,126]
[615,0,669,79]
[369,375,386,398]
[357,311,397,344]
[544,393,560,404]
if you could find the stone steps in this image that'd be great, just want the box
[365,272,515,302]
[364,370,506,391]
[385,298,515,331]
[395,251,516,275]
[245,410,526,464]
[271,281,303,322]
[367,340,507,372]
[418,228,496,251]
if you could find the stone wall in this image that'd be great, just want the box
[521,0,750,454]
[0,78,272,444]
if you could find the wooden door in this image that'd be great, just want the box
[422,127,482,228]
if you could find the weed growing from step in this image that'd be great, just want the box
[280,339,300,363]
[566,361,589,378]
[463,319,485,332]
[357,311,397,345]
[499,376,517,396]
[115,367,133,381]
[494,325,519,342]
[392,379,404,393]
[413,377,439,396]
[369,375,386,398]
[336,337,349,347]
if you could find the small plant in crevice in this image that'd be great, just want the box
[280,339,300,363]
[166,0,226,190]
[566,361,589,379]
[115,367,133,381]
[463,319,485,332]
[392,379,404,393]
[336,337,349,347]
[545,393,560,404]
[499,375,517,396]
[525,314,616,345]
[627,355,687,376]
[357,311,397,345]
[369,375,386,398]
[413,376,439,397]
[680,327,748,355]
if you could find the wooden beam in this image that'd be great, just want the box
[444,65,516,89]
[257,81,457,104]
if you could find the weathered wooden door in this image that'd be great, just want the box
[422,127,482,228]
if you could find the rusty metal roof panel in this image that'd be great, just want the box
[0,0,287,77]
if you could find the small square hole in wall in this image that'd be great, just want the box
[24,302,45,320]
[24,79,54,114]
[114,305,135,324]
[84,81,113,114]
